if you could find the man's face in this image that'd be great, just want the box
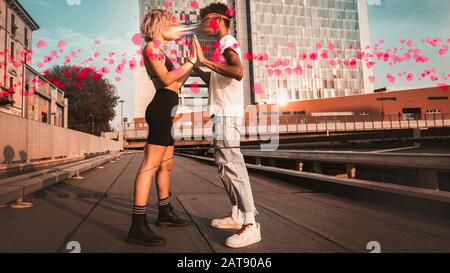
[200,13,225,36]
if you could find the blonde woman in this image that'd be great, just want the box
[127,9,197,246]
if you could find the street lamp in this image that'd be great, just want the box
[118,100,125,131]
[118,100,125,147]
[89,114,95,135]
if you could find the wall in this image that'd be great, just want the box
[0,111,122,164]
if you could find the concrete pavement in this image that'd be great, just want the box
[0,152,449,253]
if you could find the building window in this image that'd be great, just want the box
[11,14,16,36]
[10,42,15,59]
[24,28,29,48]
[376,97,397,101]
[428,96,448,101]
[8,77,14,99]
[294,111,306,115]
[42,112,48,123]
[9,77,14,95]
[360,111,370,116]
[427,109,441,114]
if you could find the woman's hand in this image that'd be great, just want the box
[185,43,198,65]
[193,35,206,64]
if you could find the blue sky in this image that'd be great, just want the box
[368,0,450,90]
[20,0,140,130]
[19,0,450,128]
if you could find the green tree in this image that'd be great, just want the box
[45,65,120,136]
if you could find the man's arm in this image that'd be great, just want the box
[193,65,211,86]
[193,36,243,81]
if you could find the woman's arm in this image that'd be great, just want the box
[145,45,196,87]
[178,67,194,86]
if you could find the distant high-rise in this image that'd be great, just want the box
[234,0,373,105]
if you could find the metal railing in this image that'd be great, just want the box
[171,113,450,140]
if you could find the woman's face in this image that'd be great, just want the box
[161,16,183,41]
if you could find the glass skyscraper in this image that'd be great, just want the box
[234,0,373,105]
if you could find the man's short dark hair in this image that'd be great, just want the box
[200,2,232,28]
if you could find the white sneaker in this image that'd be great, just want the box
[210,212,244,230]
[225,223,262,249]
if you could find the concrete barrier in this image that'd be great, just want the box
[0,152,122,205]
[0,111,122,165]
[175,153,450,205]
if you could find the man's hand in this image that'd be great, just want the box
[193,35,206,64]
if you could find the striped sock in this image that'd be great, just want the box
[133,205,147,215]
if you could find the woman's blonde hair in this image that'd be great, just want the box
[140,9,173,42]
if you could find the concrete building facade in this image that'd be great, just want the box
[0,0,67,128]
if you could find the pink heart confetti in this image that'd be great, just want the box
[407,73,414,81]
[189,1,199,9]
[309,52,318,61]
[294,66,303,75]
[209,18,219,30]
[132,33,142,46]
[253,83,263,94]
[226,8,235,17]
[439,46,448,56]
[36,40,46,49]
[99,67,110,74]
[386,73,396,83]
[57,40,66,49]
[437,83,448,91]
[244,52,254,60]
[190,82,200,94]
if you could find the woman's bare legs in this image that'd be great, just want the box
[155,146,190,227]
[133,144,167,207]
[128,144,168,246]
[155,146,174,200]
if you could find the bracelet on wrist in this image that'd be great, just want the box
[187,59,195,66]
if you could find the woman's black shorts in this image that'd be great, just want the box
[145,88,179,147]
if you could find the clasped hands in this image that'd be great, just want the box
[185,35,206,68]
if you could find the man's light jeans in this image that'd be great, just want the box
[212,116,257,215]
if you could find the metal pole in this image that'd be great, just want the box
[119,100,125,131]
[344,116,347,132]
[362,115,365,131]
[119,99,125,146]
[91,116,94,135]
[390,115,393,129]
[416,114,419,129]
